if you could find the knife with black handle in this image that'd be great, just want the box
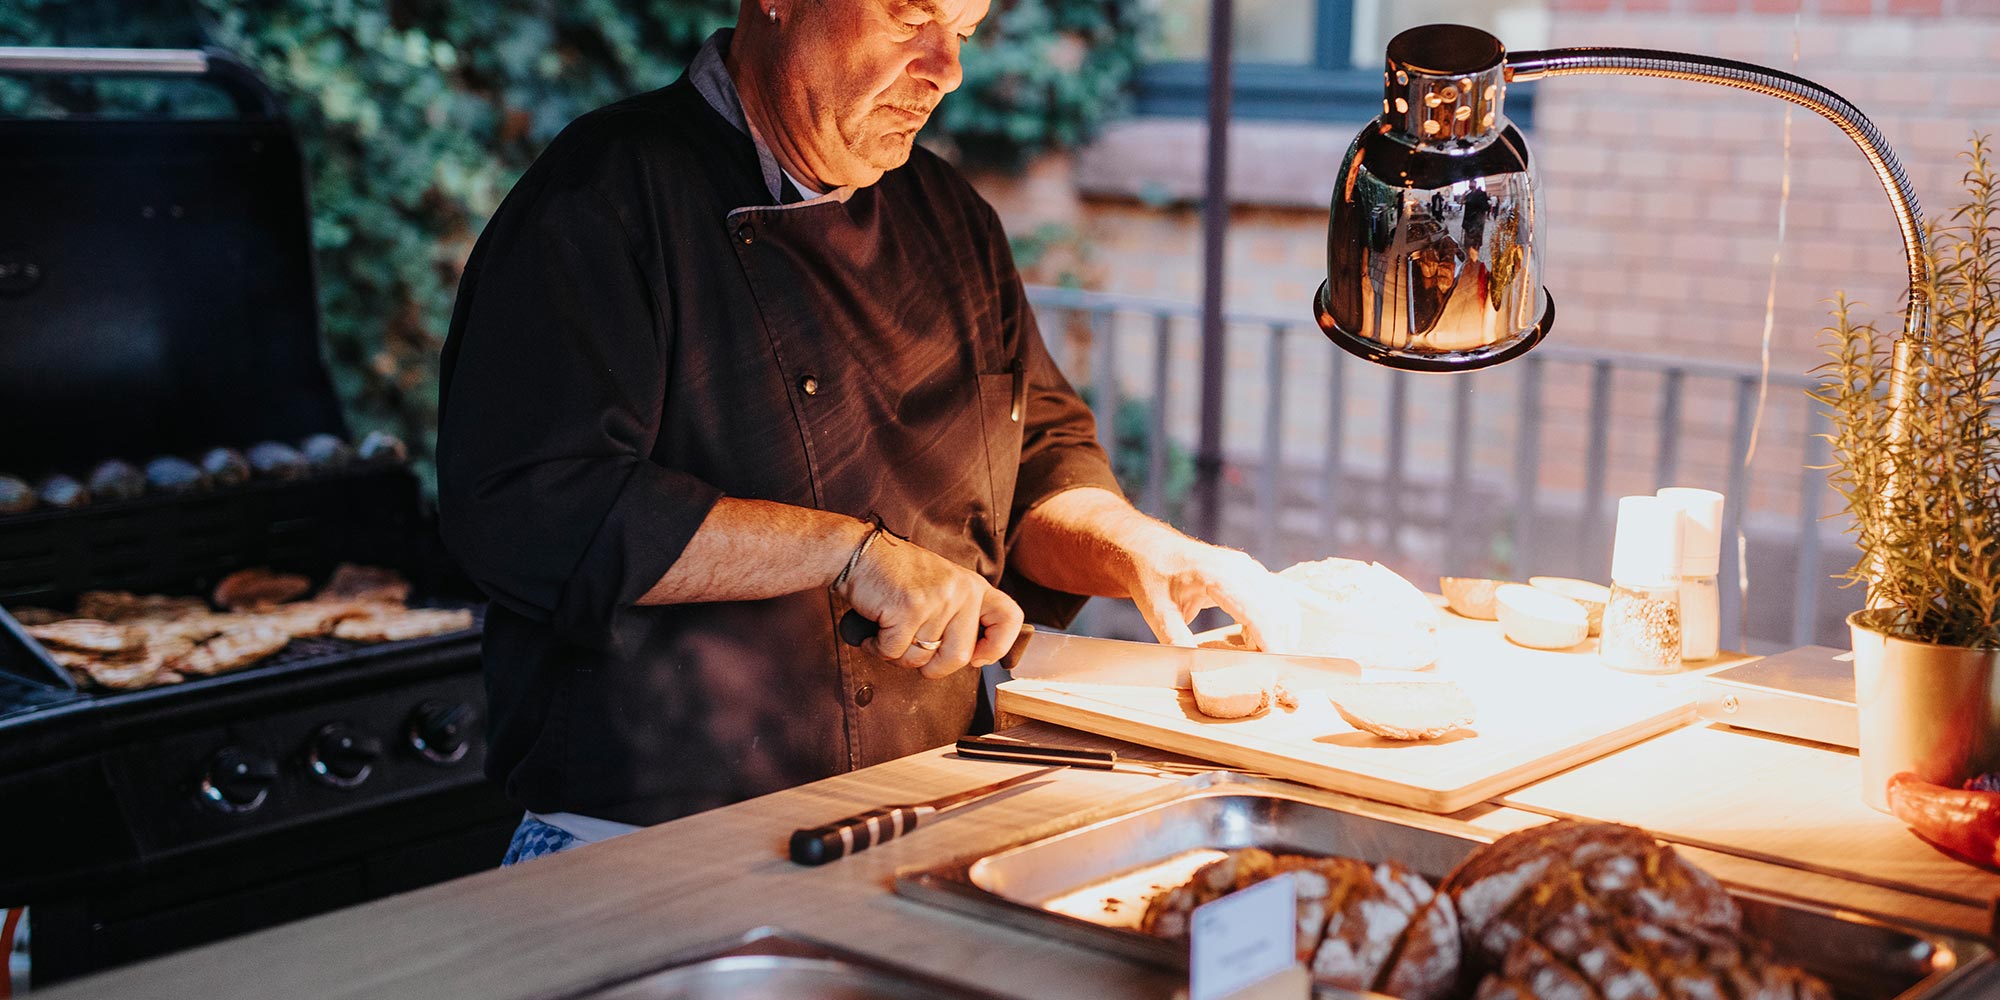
[955,735,1118,769]
[787,765,1058,866]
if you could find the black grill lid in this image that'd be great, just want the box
[0,48,346,475]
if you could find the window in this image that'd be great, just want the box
[1137,0,1547,123]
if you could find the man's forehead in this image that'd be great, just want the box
[885,0,989,28]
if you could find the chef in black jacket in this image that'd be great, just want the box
[438,0,1301,859]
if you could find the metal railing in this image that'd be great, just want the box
[1025,284,1848,652]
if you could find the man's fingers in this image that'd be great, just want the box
[1137,587,1198,647]
[871,615,919,661]
[971,592,1025,668]
[1207,577,1299,655]
[921,606,981,679]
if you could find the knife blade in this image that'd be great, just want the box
[787,765,1058,866]
[954,736,1274,777]
[836,610,1361,686]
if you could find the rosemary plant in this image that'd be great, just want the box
[1814,137,2000,649]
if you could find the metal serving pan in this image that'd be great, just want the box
[896,773,1991,999]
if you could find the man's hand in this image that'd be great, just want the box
[836,532,1024,679]
[1007,487,1301,652]
[1119,538,1301,652]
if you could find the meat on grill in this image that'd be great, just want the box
[83,651,172,690]
[7,565,469,692]
[250,601,378,639]
[7,606,67,626]
[332,608,474,643]
[213,568,313,609]
[26,620,145,656]
[169,624,291,677]
[76,591,209,622]
[319,563,412,604]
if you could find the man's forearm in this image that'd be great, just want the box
[636,498,871,605]
[1007,487,1181,599]
[1009,486,1298,651]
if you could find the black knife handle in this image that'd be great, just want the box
[838,609,877,647]
[956,737,1117,769]
[789,805,930,866]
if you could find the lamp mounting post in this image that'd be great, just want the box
[1194,0,1234,544]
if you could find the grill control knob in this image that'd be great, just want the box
[198,747,278,814]
[408,700,474,764]
[306,723,383,788]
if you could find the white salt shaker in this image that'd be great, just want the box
[1657,487,1724,662]
[1601,495,1684,674]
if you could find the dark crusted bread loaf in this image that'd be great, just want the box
[1140,848,1461,1000]
[1444,821,1832,1000]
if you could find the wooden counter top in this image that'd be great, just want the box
[37,719,2000,999]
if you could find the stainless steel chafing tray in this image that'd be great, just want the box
[895,773,1992,1000]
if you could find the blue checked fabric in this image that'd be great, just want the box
[501,815,581,866]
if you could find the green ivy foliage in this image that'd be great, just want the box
[2,0,1142,485]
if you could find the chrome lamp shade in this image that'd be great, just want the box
[1318,23,1929,374]
[1316,24,1551,373]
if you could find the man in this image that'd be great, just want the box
[437,0,1300,863]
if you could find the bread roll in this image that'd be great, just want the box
[1278,558,1441,670]
[1494,584,1589,650]
[1189,662,1274,719]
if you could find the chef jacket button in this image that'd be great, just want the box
[799,374,819,396]
[734,222,755,245]
[853,683,875,707]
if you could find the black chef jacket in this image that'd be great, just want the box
[437,30,1120,826]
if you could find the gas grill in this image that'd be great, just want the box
[0,47,515,987]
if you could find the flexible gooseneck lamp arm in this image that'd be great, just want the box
[1503,46,1929,345]
[1315,24,1928,379]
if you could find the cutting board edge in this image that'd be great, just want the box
[996,685,1698,815]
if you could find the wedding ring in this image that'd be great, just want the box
[912,637,942,651]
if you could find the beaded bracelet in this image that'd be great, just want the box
[831,514,886,594]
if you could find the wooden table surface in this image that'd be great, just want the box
[37,718,2000,999]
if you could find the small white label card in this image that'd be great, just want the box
[1189,871,1298,1000]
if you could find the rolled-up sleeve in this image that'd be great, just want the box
[437,161,721,644]
[1010,317,1122,529]
[979,204,1123,625]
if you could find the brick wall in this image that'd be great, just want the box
[1530,1,1996,518]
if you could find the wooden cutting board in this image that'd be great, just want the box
[1498,723,2000,909]
[996,614,1755,813]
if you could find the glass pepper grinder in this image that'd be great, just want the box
[1657,487,1724,662]
[1601,495,1685,674]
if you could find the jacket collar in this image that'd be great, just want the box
[690,29,853,207]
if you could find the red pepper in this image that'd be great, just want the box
[1886,772,2000,869]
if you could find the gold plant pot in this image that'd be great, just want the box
[1851,608,2000,812]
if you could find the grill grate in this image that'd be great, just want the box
[0,466,483,708]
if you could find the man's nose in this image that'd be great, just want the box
[910,26,963,94]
